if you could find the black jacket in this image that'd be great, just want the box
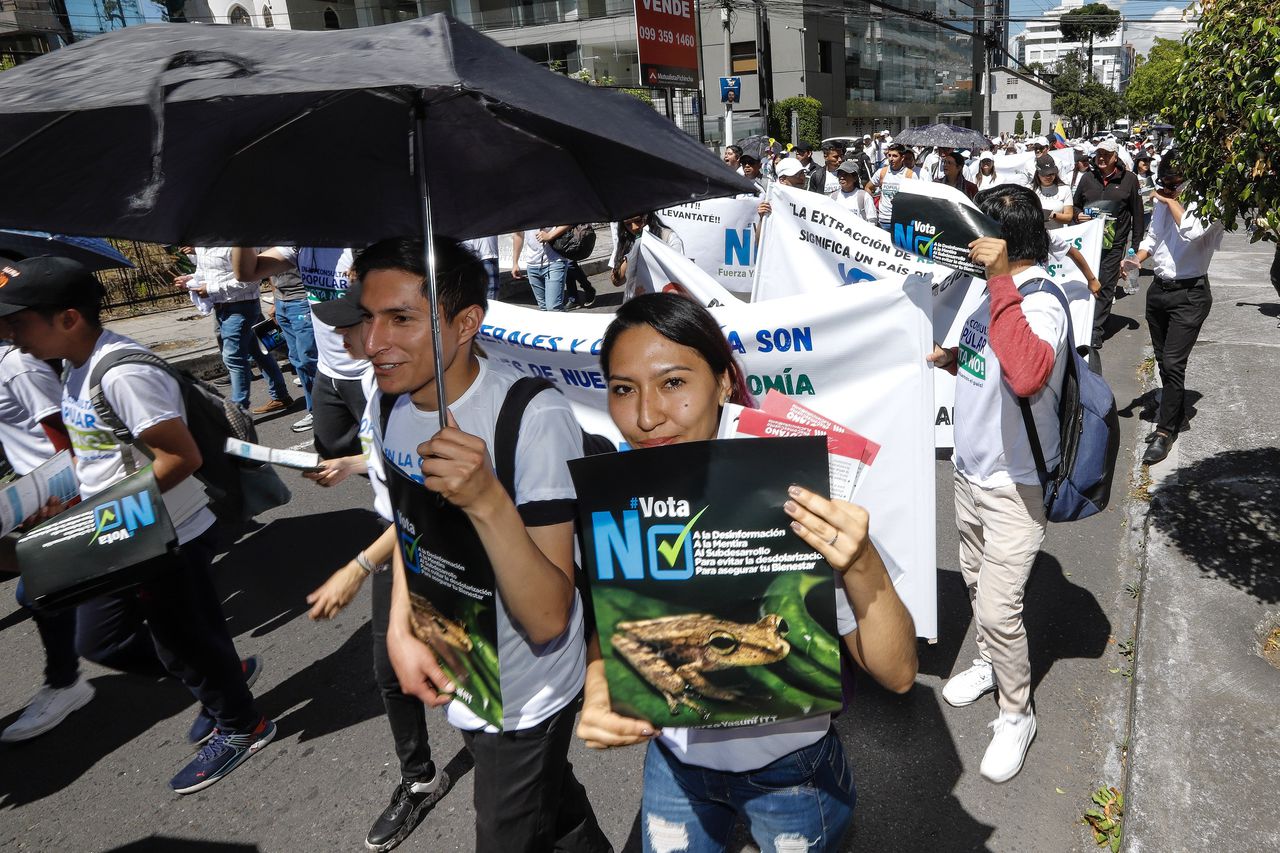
[1072,162,1145,251]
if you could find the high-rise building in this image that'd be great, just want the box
[1020,0,1127,91]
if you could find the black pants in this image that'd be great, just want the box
[370,566,434,783]
[1270,243,1280,299]
[1092,243,1126,349]
[564,262,595,303]
[1147,277,1212,435]
[462,698,611,853]
[312,372,367,460]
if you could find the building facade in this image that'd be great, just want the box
[1019,0,1128,92]
[989,67,1058,137]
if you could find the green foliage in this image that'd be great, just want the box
[1015,111,1025,135]
[1059,3,1122,47]
[768,96,823,145]
[1167,0,1280,242]
[620,88,654,107]
[1049,53,1123,135]
[1032,111,1043,135]
[1083,786,1124,852]
[1125,38,1186,119]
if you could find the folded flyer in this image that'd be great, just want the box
[571,437,843,729]
[757,390,881,496]
[384,464,502,728]
[224,438,321,471]
[0,450,79,538]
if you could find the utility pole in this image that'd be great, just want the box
[970,0,986,135]
[785,24,805,87]
[722,0,733,146]
[755,0,774,137]
[693,0,707,143]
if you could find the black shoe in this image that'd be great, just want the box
[581,287,597,308]
[563,298,581,311]
[365,772,451,852]
[1143,431,1173,465]
[1144,430,1159,444]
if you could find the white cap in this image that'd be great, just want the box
[1096,139,1119,153]
[775,158,805,178]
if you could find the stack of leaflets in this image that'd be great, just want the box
[0,450,79,538]
[720,391,881,501]
[224,438,321,471]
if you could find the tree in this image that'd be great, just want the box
[1058,3,1122,80]
[1166,0,1280,242]
[1048,52,1122,135]
[768,96,822,145]
[1031,111,1043,135]
[1125,38,1187,119]
[1015,111,1025,135]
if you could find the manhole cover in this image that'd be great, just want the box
[1257,613,1280,670]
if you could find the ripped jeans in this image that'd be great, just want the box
[641,727,856,853]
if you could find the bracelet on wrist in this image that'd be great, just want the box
[355,551,376,574]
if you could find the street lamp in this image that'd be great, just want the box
[785,24,806,85]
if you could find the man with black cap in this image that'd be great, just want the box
[1073,138,1145,358]
[0,256,274,794]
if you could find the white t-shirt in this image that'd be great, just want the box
[822,170,839,194]
[463,237,499,262]
[871,165,916,225]
[273,246,364,381]
[0,347,60,475]
[658,584,857,773]
[61,330,215,543]
[953,267,1069,489]
[517,229,565,268]
[831,188,878,223]
[1036,183,1073,217]
[367,357,587,732]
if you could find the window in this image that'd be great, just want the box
[818,40,833,74]
[1007,93,1017,99]
[1006,77,1018,84]
[731,41,757,75]
[261,5,273,27]
[323,7,340,28]
[227,5,251,24]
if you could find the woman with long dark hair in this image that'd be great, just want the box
[610,212,685,301]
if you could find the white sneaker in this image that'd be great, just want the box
[980,709,1037,783]
[291,413,314,432]
[1,676,95,742]
[292,376,302,387]
[942,658,995,707]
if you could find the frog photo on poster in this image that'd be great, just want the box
[570,436,844,728]
[385,464,502,728]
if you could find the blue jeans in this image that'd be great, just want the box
[526,259,566,311]
[274,297,317,410]
[641,728,856,853]
[481,258,500,300]
[216,299,290,409]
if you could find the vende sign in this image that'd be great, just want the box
[635,0,699,88]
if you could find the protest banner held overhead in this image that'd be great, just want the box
[571,437,843,727]
[385,465,503,728]
[657,197,761,293]
[481,277,939,639]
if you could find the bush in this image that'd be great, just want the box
[1015,111,1025,135]
[769,96,822,145]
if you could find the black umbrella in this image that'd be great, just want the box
[893,123,992,151]
[0,15,752,420]
[0,230,133,270]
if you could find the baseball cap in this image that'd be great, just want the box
[1035,155,1058,175]
[1031,136,1049,147]
[793,140,814,153]
[0,255,104,317]
[835,160,861,176]
[1096,139,1119,153]
[1074,150,1091,163]
[739,153,761,167]
[312,280,365,328]
[775,158,804,178]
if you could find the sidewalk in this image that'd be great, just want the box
[104,232,618,378]
[1124,231,1280,850]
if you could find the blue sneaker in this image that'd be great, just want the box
[188,656,264,746]
[171,717,275,795]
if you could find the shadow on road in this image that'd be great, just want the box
[1118,388,1202,435]
[1150,447,1280,604]
[0,674,192,809]
[1234,300,1280,320]
[104,838,261,852]
[212,508,385,639]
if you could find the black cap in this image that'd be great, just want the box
[1074,150,1091,163]
[312,280,364,328]
[739,153,761,166]
[1035,155,1058,175]
[0,255,104,317]
[794,140,814,153]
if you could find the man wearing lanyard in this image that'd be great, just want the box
[1122,153,1223,465]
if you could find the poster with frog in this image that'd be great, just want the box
[385,464,502,728]
[570,436,844,728]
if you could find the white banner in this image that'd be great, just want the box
[1047,219,1104,342]
[993,152,1034,186]
[633,235,740,308]
[658,198,762,293]
[480,287,939,639]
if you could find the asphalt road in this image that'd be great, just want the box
[0,271,1154,852]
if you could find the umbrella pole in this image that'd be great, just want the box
[413,99,450,431]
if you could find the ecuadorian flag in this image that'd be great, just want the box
[1050,120,1069,149]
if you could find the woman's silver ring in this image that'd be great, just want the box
[826,531,839,547]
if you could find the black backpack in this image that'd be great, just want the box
[89,350,290,523]
[550,224,597,262]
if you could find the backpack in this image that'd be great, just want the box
[550,224,597,262]
[89,350,291,523]
[1016,280,1121,522]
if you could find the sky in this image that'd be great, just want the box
[1007,0,1198,58]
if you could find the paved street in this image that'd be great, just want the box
[0,238,1272,851]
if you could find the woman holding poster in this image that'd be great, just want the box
[575,294,918,853]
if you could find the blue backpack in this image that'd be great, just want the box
[1016,280,1120,522]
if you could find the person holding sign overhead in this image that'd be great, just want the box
[361,238,609,853]
[576,293,917,853]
